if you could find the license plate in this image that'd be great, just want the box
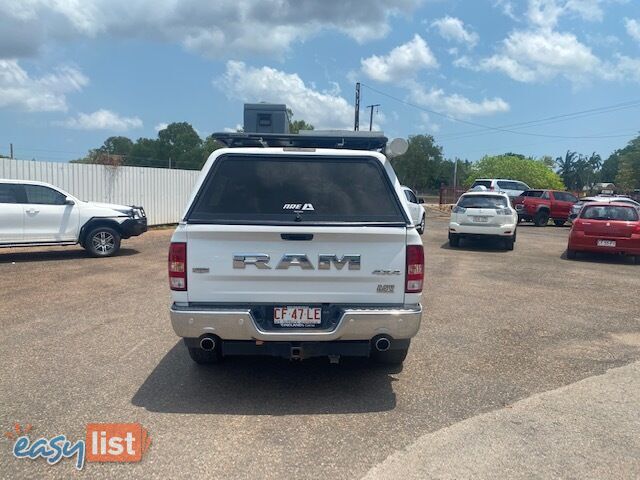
[472,216,489,223]
[597,239,616,247]
[274,306,322,326]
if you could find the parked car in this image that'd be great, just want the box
[401,186,426,234]
[512,189,578,226]
[169,131,424,366]
[470,179,530,198]
[0,179,147,257]
[567,202,640,264]
[569,195,640,222]
[449,191,518,250]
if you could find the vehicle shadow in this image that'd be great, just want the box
[131,341,399,415]
[0,247,139,263]
[440,240,509,253]
[560,251,638,265]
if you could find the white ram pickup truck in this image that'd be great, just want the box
[169,133,424,366]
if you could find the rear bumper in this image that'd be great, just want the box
[170,303,422,341]
[569,233,640,255]
[449,222,516,237]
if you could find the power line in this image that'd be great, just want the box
[360,82,640,140]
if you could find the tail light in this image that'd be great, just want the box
[405,244,424,293]
[572,219,584,232]
[452,205,466,213]
[169,242,187,291]
[633,222,640,234]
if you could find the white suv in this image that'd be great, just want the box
[449,191,518,250]
[471,179,530,198]
[0,179,147,256]
[401,186,426,234]
[168,132,424,366]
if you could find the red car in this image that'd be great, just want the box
[567,202,640,264]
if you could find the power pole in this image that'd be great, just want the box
[366,104,380,131]
[453,158,458,188]
[10,143,13,159]
[354,83,360,131]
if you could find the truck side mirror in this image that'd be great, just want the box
[418,198,424,204]
[65,196,75,205]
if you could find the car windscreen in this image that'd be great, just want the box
[457,195,508,208]
[187,154,407,224]
[521,190,543,197]
[580,205,639,221]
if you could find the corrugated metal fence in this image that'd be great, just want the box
[0,158,200,225]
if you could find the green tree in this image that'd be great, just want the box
[615,135,640,190]
[465,154,565,190]
[555,150,577,189]
[287,109,314,133]
[390,134,445,191]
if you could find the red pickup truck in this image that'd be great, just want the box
[512,190,578,227]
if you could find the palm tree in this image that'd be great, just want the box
[556,150,577,189]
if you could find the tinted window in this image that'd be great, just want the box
[24,185,66,205]
[497,181,514,190]
[515,182,529,191]
[188,155,406,224]
[472,180,492,188]
[458,195,508,208]
[581,205,639,221]
[541,191,550,200]
[0,183,24,203]
[404,189,418,203]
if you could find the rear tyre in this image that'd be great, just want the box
[186,341,221,365]
[372,346,409,366]
[553,219,566,227]
[566,249,577,260]
[534,211,550,227]
[85,227,121,257]
[449,233,460,247]
[504,237,515,251]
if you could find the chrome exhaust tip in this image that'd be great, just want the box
[200,337,216,351]
[374,337,391,352]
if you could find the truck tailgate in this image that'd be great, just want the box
[185,224,407,304]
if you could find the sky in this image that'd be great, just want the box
[1,0,639,164]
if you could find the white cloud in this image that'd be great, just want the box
[216,61,353,130]
[56,109,143,131]
[407,81,510,117]
[417,112,440,133]
[360,35,438,83]
[625,18,640,42]
[0,60,87,112]
[526,0,605,28]
[477,30,601,83]
[0,0,421,59]
[154,122,168,132]
[431,17,479,47]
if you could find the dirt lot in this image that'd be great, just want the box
[1,214,639,479]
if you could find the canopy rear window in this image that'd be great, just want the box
[187,155,406,224]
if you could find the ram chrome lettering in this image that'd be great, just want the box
[233,254,361,270]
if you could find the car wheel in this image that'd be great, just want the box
[449,233,460,247]
[371,346,409,366]
[504,237,515,250]
[417,215,425,235]
[185,340,221,364]
[553,219,566,227]
[86,227,121,257]
[633,255,640,265]
[534,211,550,227]
[566,249,577,260]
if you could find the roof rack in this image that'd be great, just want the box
[211,131,388,151]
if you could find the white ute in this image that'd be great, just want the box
[0,179,147,257]
[169,132,424,366]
